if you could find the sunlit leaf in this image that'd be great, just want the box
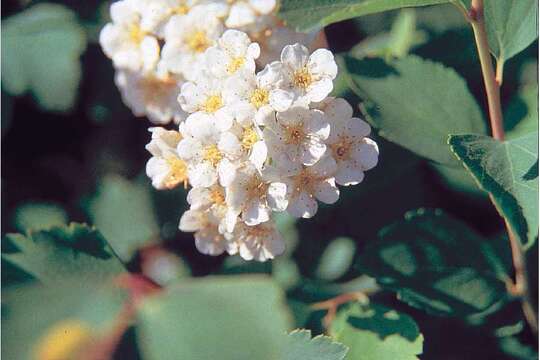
[284,329,349,360]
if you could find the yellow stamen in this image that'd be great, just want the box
[209,186,226,205]
[165,157,189,189]
[203,145,223,167]
[128,24,146,44]
[186,30,211,53]
[33,320,93,360]
[293,67,313,90]
[172,4,189,15]
[201,95,223,113]
[249,88,269,109]
[241,127,259,150]
[227,56,245,74]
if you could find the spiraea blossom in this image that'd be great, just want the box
[100,0,317,126]
[139,29,379,261]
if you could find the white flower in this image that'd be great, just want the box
[229,123,268,169]
[178,72,234,131]
[140,0,199,37]
[218,0,277,28]
[284,155,339,218]
[99,0,160,71]
[145,127,189,189]
[161,6,223,80]
[205,30,260,78]
[264,106,330,171]
[177,117,243,187]
[274,43,337,105]
[115,68,187,124]
[317,98,379,186]
[223,65,293,125]
[187,185,238,233]
[179,208,238,256]
[234,221,285,261]
[225,164,288,227]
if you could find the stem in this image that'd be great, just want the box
[468,0,538,334]
[469,0,505,141]
[312,291,374,328]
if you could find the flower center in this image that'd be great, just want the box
[128,24,146,44]
[293,168,315,194]
[227,56,245,74]
[245,224,272,239]
[330,136,354,160]
[165,157,188,189]
[249,88,269,109]
[241,127,259,150]
[284,124,305,144]
[209,186,226,205]
[186,30,211,53]
[141,76,177,105]
[172,4,190,15]
[293,67,312,90]
[201,95,223,113]
[203,145,223,167]
[246,176,268,200]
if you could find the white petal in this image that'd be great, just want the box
[335,163,365,186]
[349,118,371,137]
[195,231,226,255]
[306,77,334,102]
[310,155,338,178]
[243,200,270,226]
[218,159,237,187]
[218,132,242,157]
[354,138,379,170]
[249,140,268,169]
[305,109,330,139]
[314,178,340,204]
[179,210,201,232]
[267,182,288,211]
[213,108,234,132]
[189,163,217,187]
[269,89,293,112]
[177,137,203,161]
[225,3,256,27]
[302,141,327,166]
[140,36,160,70]
[287,191,318,218]
[249,0,277,14]
[308,49,338,79]
[281,43,309,70]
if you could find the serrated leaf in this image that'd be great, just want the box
[278,0,448,32]
[88,175,160,262]
[485,0,538,65]
[1,3,86,112]
[14,202,67,232]
[357,209,509,316]
[449,133,538,248]
[329,303,423,360]
[343,55,486,165]
[2,223,125,285]
[284,329,348,360]
[136,275,292,360]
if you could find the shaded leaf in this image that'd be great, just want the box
[343,55,486,165]
[505,84,539,139]
[88,175,160,262]
[13,202,67,232]
[278,0,448,32]
[330,302,423,360]
[2,223,125,285]
[137,275,292,360]
[316,237,356,281]
[485,0,538,64]
[449,132,538,248]
[357,209,509,316]
[1,3,86,111]
[284,329,348,360]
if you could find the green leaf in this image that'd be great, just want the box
[343,55,486,165]
[2,280,127,360]
[449,133,538,248]
[284,329,349,360]
[352,9,428,59]
[357,209,509,316]
[485,0,538,66]
[329,302,423,360]
[278,0,448,32]
[1,3,86,112]
[137,275,292,360]
[13,202,67,232]
[316,237,356,281]
[88,175,160,262]
[2,223,125,285]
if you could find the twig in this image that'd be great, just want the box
[311,291,371,328]
[466,0,538,334]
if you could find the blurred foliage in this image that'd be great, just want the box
[1,0,538,359]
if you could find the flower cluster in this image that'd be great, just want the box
[144,28,379,262]
[99,0,315,125]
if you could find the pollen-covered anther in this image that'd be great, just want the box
[165,157,189,189]
[201,95,223,113]
[186,30,211,53]
[292,67,313,90]
[249,88,269,109]
[241,127,259,150]
[227,57,246,74]
[203,145,223,167]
